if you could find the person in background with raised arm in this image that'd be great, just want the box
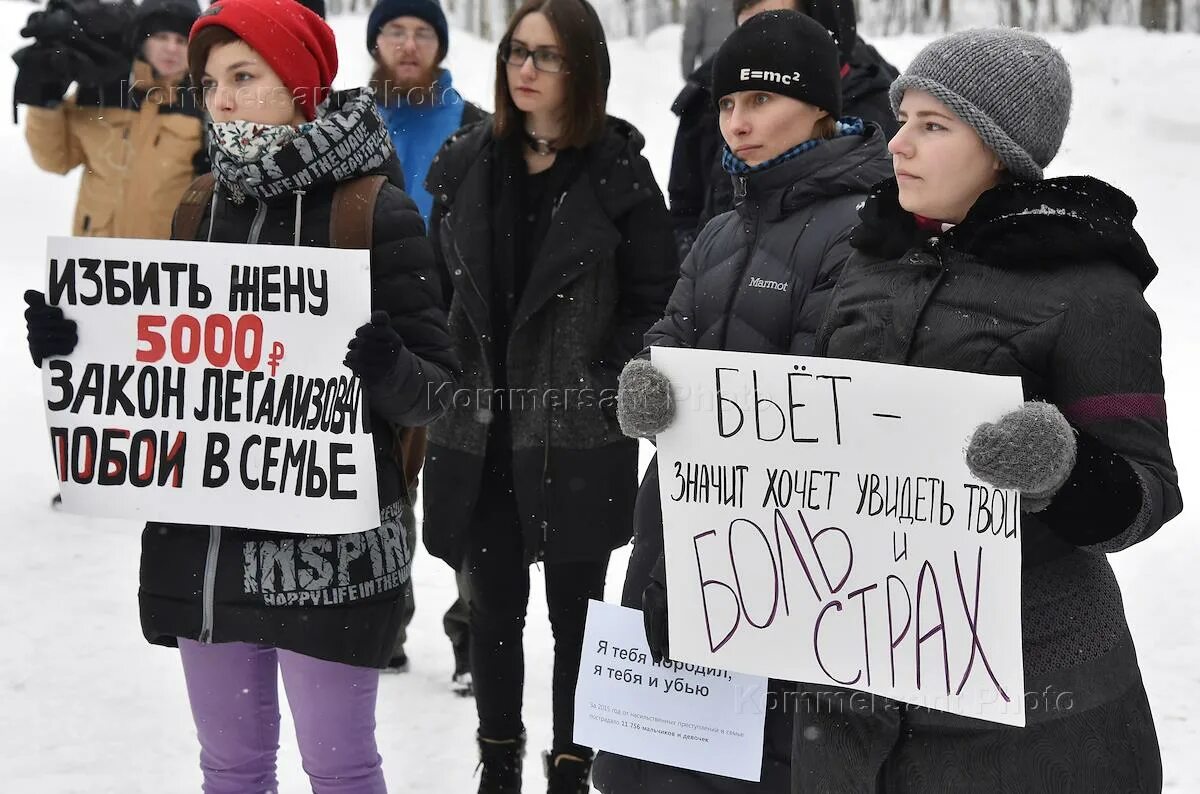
[20,0,205,241]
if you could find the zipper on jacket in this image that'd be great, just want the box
[442,214,495,387]
[733,175,748,202]
[444,214,491,324]
[718,209,761,350]
[292,191,305,245]
[247,197,269,244]
[537,313,555,563]
[539,416,551,562]
[198,525,222,643]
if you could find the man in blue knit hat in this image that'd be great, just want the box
[367,0,484,693]
[367,0,486,225]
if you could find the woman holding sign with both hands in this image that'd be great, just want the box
[597,11,892,794]
[620,27,1182,794]
[24,0,456,791]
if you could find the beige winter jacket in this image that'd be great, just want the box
[24,60,204,240]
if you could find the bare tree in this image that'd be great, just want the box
[1143,0,1170,27]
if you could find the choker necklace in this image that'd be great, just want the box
[523,128,558,156]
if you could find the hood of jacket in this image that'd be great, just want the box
[801,0,857,63]
[843,40,898,106]
[852,176,1159,288]
[671,51,717,117]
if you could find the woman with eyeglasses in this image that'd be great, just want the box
[422,0,677,791]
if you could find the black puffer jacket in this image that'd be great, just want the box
[651,125,892,355]
[421,117,677,568]
[799,177,1182,792]
[592,127,891,794]
[139,107,456,668]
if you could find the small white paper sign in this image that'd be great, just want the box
[574,600,768,782]
[41,236,379,534]
[653,347,1027,726]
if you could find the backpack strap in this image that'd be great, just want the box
[328,174,428,494]
[395,424,428,495]
[172,172,216,241]
[330,174,388,249]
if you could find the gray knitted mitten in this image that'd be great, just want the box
[617,358,675,439]
[966,401,1078,512]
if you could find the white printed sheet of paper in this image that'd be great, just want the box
[41,236,380,534]
[652,347,1028,726]
[574,600,768,781]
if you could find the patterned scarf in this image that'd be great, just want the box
[208,87,394,202]
[722,117,866,176]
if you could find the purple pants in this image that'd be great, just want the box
[178,639,386,794]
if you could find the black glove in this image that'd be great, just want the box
[20,6,83,43]
[344,310,404,386]
[25,289,77,367]
[12,44,73,110]
[642,578,670,664]
[18,0,134,91]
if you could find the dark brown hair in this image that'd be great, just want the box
[187,25,241,93]
[493,0,608,149]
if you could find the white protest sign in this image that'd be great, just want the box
[653,347,1027,726]
[574,600,768,781]
[41,236,380,534]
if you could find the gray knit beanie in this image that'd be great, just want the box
[889,28,1072,181]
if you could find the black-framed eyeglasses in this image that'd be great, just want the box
[498,41,567,74]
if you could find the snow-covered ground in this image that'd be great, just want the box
[1,7,1196,791]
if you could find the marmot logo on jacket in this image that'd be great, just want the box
[749,276,790,292]
[241,500,411,607]
[739,68,804,86]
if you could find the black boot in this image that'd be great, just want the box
[477,732,525,794]
[543,750,592,794]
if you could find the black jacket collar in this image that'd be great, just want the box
[852,176,1158,288]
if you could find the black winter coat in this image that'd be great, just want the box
[842,41,900,141]
[667,41,900,256]
[421,117,678,568]
[651,126,892,355]
[799,177,1182,792]
[138,158,456,668]
[592,128,891,794]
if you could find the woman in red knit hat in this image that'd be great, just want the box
[20,0,456,790]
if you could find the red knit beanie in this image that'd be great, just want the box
[189,0,338,121]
